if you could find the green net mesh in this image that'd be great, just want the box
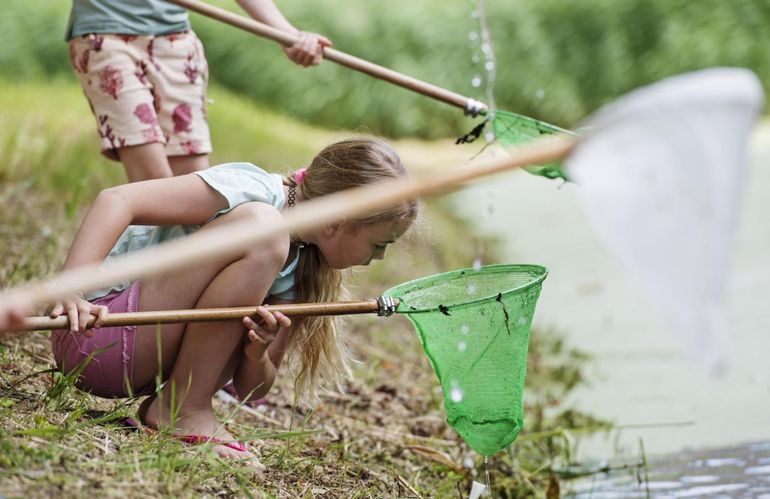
[491,110,576,181]
[384,264,548,455]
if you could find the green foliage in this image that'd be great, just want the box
[0,0,72,79]
[0,79,122,197]
[2,0,767,138]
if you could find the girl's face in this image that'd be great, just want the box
[317,219,411,269]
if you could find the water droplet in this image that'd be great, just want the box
[472,258,482,271]
[484,61,495,71]
[457,341,467,352]
[463,455,475,468]
[460,324,470,335]
[481,43,491,55]
[536,88,545,99]
[517,316,527,326]
[468,31,478,42]
[450,387,464,402]
[484,130,495,144]
[466,284,476,295]
[471,75,482,88]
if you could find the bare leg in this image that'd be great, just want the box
[117,143,173,182]
[130,203,289,465]
[169,154,209,176]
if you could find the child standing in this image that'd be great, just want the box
[67,0,330,182]
[49,137,418,468]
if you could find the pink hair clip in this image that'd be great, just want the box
[294,168,307,184]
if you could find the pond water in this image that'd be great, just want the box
[567,441,770,498]
[450,125,770,470]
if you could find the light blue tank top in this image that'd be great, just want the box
[67,0,191,40]
[86,163,299,302]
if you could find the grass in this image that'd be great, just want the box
[3,0,768,138]
[0,78,616,497]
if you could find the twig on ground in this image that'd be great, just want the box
[405,444,464,473]
[396,474,422,498]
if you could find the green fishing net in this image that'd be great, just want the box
[491,110,577,181]
[384,264,548,455]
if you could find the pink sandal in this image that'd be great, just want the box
[177,433,267,471]
[177,434,248,452]
[124,418,248,453]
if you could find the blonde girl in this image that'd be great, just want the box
[49,137,418,468]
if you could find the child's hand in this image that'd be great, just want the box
[48,293,108,337]
[0,304,28,331]
[283,31,331,67]
[242,306,291,362]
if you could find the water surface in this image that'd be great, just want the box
[451,125,770,459]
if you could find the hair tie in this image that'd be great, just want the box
[294,168,307,184]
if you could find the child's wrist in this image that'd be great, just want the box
[244,346,271,364]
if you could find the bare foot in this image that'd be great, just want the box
[137,394,155,424]
[142,395,265,471]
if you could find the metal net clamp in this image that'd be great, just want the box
[376,296,397,316]
[464,98,486,118]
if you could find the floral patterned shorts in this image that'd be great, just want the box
[68,31,212,161]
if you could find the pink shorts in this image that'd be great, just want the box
[68,31,212,161]
[51,281,147,399]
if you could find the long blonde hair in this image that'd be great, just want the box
[283,137,418,400]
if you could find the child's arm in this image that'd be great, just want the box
[235,306,292,401]
[235,0,331,66]
[50,174,229,333]
[62,175,228,270]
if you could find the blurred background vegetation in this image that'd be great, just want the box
[2,0,768,139]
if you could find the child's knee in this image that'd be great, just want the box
[227,204,290,270]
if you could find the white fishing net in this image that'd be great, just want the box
[565,68,764,374]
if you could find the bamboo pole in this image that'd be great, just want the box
[6,299,388,333]
[165,0,487,116]
[0,134,574,318]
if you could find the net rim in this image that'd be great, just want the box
[384,263,548,314]
[578,67,763,135]
[492,109,577,137]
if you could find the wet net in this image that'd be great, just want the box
[492,110,577,181]
[384,264,547,455]
[458,110,577,180]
